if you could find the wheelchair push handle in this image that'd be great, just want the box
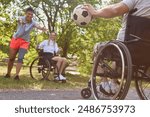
[36,45,44,55]
[129,8,138,15]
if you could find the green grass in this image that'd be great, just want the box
[0,66,89,90]
[1,66,143,90]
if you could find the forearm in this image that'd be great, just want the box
[34,24,48,32]
[93,3,129,18]
[94,5,119,18]
[36,25,45,30]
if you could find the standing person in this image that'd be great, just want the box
[84,0,150,94]
[38,32,68,81]
[5,7,47,80]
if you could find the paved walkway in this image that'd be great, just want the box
[0,89,140,100]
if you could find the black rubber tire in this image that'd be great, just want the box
[135,78,146,100]
[115,41,132,99]
[81,88,92,99]
[135,69,150,100]
[30,56,50,80]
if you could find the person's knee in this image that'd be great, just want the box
[18,48,27,63]
[9,58,15,62]
[56,57,63,62]
[62,58,68,67]
[62,57,67,62]
[18,58,24,63]
[93,42,107,61]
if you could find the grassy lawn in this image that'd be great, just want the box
[0,66,89,90]
[0,65,143,90]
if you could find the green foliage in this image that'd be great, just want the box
[0,1,17,59]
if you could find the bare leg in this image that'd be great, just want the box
[52,57,63,74]
[52,57,68,81]
[6,48,18,76]
[97,66,108,82]
[59,58,67,74]
[16,63,22,76]
[97,62,117,83]
[111,62,118,83]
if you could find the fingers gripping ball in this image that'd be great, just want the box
[72,5,92,27]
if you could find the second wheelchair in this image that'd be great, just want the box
[30,49,66,83]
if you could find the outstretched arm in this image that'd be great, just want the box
[84,2,129,18]
[34,24,48,32]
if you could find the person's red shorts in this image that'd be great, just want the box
[10,38,29,50]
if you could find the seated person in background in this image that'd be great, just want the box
[38,32,68,81]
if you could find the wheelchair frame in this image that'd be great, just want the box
[30,49,66,83]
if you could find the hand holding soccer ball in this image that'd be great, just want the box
[72,4,92,27]
[83,4,97,17]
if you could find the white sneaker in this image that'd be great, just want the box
[109,81,120,94]
[97,82,111,95]
[59,75,66,80]
[55,75,66,81]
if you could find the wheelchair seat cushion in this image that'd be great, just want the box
[42,52,54,61]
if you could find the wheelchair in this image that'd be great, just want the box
[30,49,66,83]
[81,9,150,100]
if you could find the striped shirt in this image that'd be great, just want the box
[13,16,37,42]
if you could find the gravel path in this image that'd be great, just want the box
[0,88,140,100]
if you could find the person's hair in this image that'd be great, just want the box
[26,7,34,13]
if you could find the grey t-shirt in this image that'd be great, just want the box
[13,16,37,42]
[117,0,150,41]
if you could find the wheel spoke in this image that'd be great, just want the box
[30,57,50,81]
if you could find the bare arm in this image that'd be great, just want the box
[84,2,129,18]
[34,24,48,32]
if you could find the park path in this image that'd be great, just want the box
[0,88,140,100]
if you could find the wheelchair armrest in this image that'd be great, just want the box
[124,39,140,44]
[124,34,141,44]
[36,48,43,51]
[124,34,150,44]
[37,49,44,56]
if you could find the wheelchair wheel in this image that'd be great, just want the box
[91,42,132,100]
[46,62,59,81]
[81,88,92,99]
[135,68,150,100]
[30,56,50,80]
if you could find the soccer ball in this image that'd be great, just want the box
[72,5,92,26]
